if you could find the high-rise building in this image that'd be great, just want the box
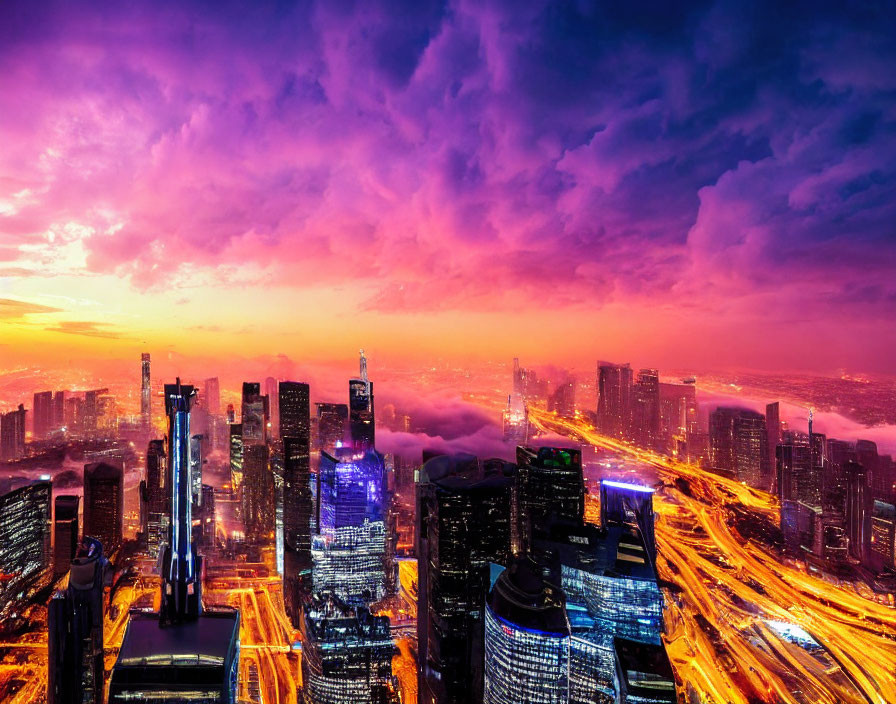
[34,390,54,440]
[516,446,584,554]
[766,402,781,481]
[0,403,26,461]
[416,454,515,704]
[283,435,313,626]
[312,449,387,604]
[316,402,347,453]
[53,391,66,433]
[48,537,109,704]
[264,376,280,438]
[241,382,268,445]
[658,381,698,456]
[597,363,633,439]
[632,369,661,450]
[870,501,896,571]
[204,377,221,416]
[483,556,570,704]
[613,638,676,704]
[600,479,657,565]
[83,462,123,556]
[0,480,51,618]
[349,350,375,451]
[140,439,168,557]
[280,381,310,441]
[53,495,80,576]
[845,461,870,562]
[710,407,769,489]
[110,379,240,703]
[300,594,395,704]
[229,423,243,489]
[191,434,203,506]
[141,353,151,429]
[242,444,274,543]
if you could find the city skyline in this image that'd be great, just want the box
[1,2,895,373]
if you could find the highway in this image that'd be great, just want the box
[529,407,896,704]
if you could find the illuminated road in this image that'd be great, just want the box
[529,408,896,704]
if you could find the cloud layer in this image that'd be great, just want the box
[1,1,894,369]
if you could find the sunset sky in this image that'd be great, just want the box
[1,1,894,374]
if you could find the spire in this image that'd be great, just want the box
[360,349,369,383]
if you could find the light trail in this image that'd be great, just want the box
[529,408,896,704]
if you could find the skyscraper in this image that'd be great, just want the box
[547,379,576,418]
[34,390,54,440]
[0,403,26,461]
[845,461,870,562]
[83,462,123,556]
[710,407,769,489]
[632,369,660,450]
[597,362,633,439]
[241,382,268,445]
[53,495,80,576]
[316,402,347,453]
[141,353,151,429]
[242,444,274,544]
[190,434,203,507]
[766,402,781,480]
[279,381,310,440]
[140,439,168,557]
[229,423,243,489]
[483,556,570,704]
[48,537,108,704]
[416,454,515,704]
[349,350,375,451]
[0,480,51,618]
[110,379,240,703]
[516,446,584,554]
[283,435,313,626]
[600,479,657,565]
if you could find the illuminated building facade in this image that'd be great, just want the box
[710,407,769,490]
[141,352,151,428]
[613,638,676,704]
[191,433,204,506]
[0,403,26,460]
[845,461,870,561]
[229,423,243,489]
[300,594,395,704]
[83,462,123,556]
[870,501,896,570]
[280,381,310,441]
[416,453,515,704]
[502,393,528,444]
[483,557,570,704]
[633,369,660,450]
[140,439,168,557]
[600,480,656,564]
[34,390,54,440]
[241,382,268,445]
[242,443,274,543]
[516,446,584,554]
[53,495,80,576]
[48,537,109,704]
[0,480,51,619]
[284,434,313,626]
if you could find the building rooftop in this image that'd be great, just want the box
[115,610,240,668]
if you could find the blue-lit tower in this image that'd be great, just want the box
[161,378,202,623]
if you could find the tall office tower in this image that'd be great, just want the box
[349,349,375,451]
[0,403,26,460]
[53,391,66,433]
[600,479,657,565]
[264,377,280,438]
[280,381,310,440]
[300,594,395,704]
[516,446,584,554]
[0,480,51,618]
[34,390,54,440]
[110,379,240,703]
[140,439,169,557]
[65,396,83,434]
[776,441,811,504]
[82,389,107,435]
[190,434,203,506]
[845,461,870,562]
[242,444,274,543]
[597,362,633,439]
[141,353,151,428]
[708,407,738,473]
[229,423,243,489]
[416,454,515,704]
[632,369,661,450]
[733,410,769,490]
[204,377,221,416]
[856,439,881,496]
[83,462,123,556]
[283,436,314,626]
[766,402,781,481]
[53,495,80,576]
[312,449,387,603]
[547,379,576,418]
[316,402,348,452]
[241,382,268,445]
[532,516,667,702]
[512,357,522,396]
[48,537,109,704]
[483,557,570,704]
[502,393,528,444]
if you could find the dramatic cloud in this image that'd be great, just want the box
[0,0,894,370]
[0,297,61,319]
